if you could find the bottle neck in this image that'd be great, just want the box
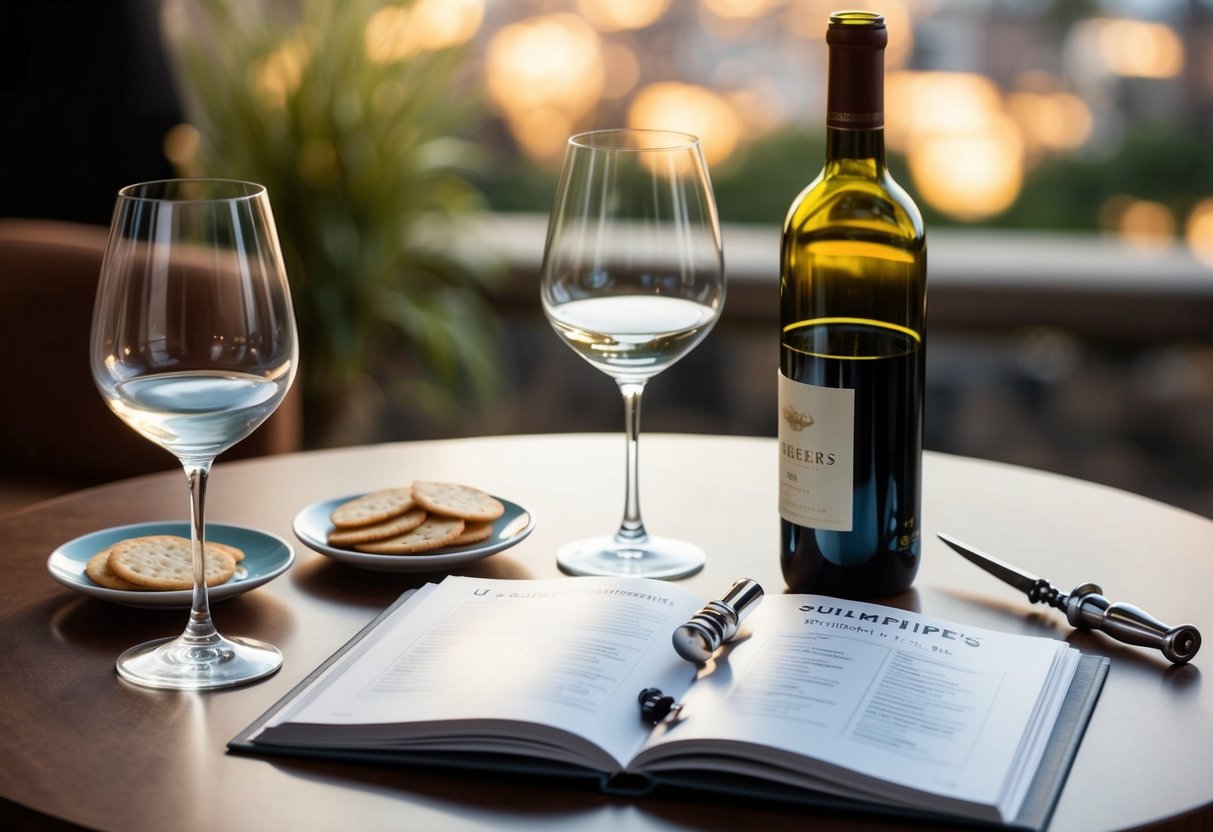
[824,18,886,168]
[825,127,885,167]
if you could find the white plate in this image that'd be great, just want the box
[292,494,535,573]
[48,522,295,609]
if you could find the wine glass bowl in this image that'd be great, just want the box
[91,178,297,689]
[541,129,725,579]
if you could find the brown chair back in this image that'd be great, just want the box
[0,219,302,486]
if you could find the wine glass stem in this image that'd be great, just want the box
[616,380,649,544]
[182,459,221,646]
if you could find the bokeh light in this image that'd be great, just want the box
[627,82,742,166]
[885,72,1004,150]
[365,0,484,63]
[886,72,1024,220]
[250,39,309,110]
[578,0,671,32]
[454,3,1192,226]
[1101,195,1175,251]
[1185,199,1213,265]
[485,14,605,162]
[1070,18,1184,79]
[907,112,1024,221]
[163,123,201,174]
[1006,73,1093,160]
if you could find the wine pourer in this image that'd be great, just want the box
[939,533,1201,665]
[672,578,765,664]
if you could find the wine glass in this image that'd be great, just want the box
[540,129,725,579]
[91,178,298,690]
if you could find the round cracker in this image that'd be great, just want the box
[327,507,428,548]
[330,488,417,529]
[355,516,465,555]
[108,535,237,590]
[412,482,504,522]
[210,540,245,563]
[85,549,144,590]
[447,521,493,547]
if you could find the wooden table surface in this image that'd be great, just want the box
[1,433,1210,832]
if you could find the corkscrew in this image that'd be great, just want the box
[939,533,1201,665]
[672,578,765,664]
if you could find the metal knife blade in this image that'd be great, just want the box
[937,532,1042,596]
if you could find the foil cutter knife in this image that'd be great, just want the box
[938,532,1201,665]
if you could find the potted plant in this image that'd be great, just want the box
[162,0,502,444]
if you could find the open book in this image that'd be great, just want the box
[232,576,1107,830]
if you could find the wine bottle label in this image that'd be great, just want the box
[778,370,854,531]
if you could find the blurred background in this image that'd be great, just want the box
[2,0,1211,519]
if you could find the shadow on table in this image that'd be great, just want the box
[289,555,535,608]
[46,590,296,654]
[937,585,1207,680]
[238,747,956,832]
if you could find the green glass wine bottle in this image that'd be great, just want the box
[779,11,927,598]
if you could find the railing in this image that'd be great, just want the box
[473,212,1213,521]
[482,212,1213,340]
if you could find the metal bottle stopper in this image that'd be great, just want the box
[672,578,764,664]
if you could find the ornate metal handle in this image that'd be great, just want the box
[1065,583,1201,665]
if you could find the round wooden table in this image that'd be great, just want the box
[1,434,1209,831]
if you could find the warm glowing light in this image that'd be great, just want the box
[485,15,604,162]
[250,39,309,110]
[578,0,670,31]
[365,6,413,63]
[627,82,741,166]
[1007,90,1093,154]
[1102,196,1174,251]
[366,0,484,63]
[1121,201,1174,250]
[1101,19,1183,78]
[884,71,1026,220]
[1186,199,1213,266]
[907,113,1023,221]
[507,109,580,162]
[1072,18,1184,79]
[885,71,1003,152]
[413,0,484,50]
[163,123,201,169]
[486,16,603,113]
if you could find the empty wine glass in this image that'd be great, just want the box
[91,178,298,689]
[541,129,725,579]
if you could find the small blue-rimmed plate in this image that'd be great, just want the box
[292,494,535,572]
[47,521,295,609]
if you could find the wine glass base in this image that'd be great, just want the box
[116,634,283,691]
[556,535,705,580]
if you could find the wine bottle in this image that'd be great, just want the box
[778,11,926,598]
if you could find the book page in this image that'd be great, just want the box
[267,576,702,770]
[635,594,1077,819]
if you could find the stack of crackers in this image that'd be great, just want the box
[86,535,244,591]
[328,481,504,555]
